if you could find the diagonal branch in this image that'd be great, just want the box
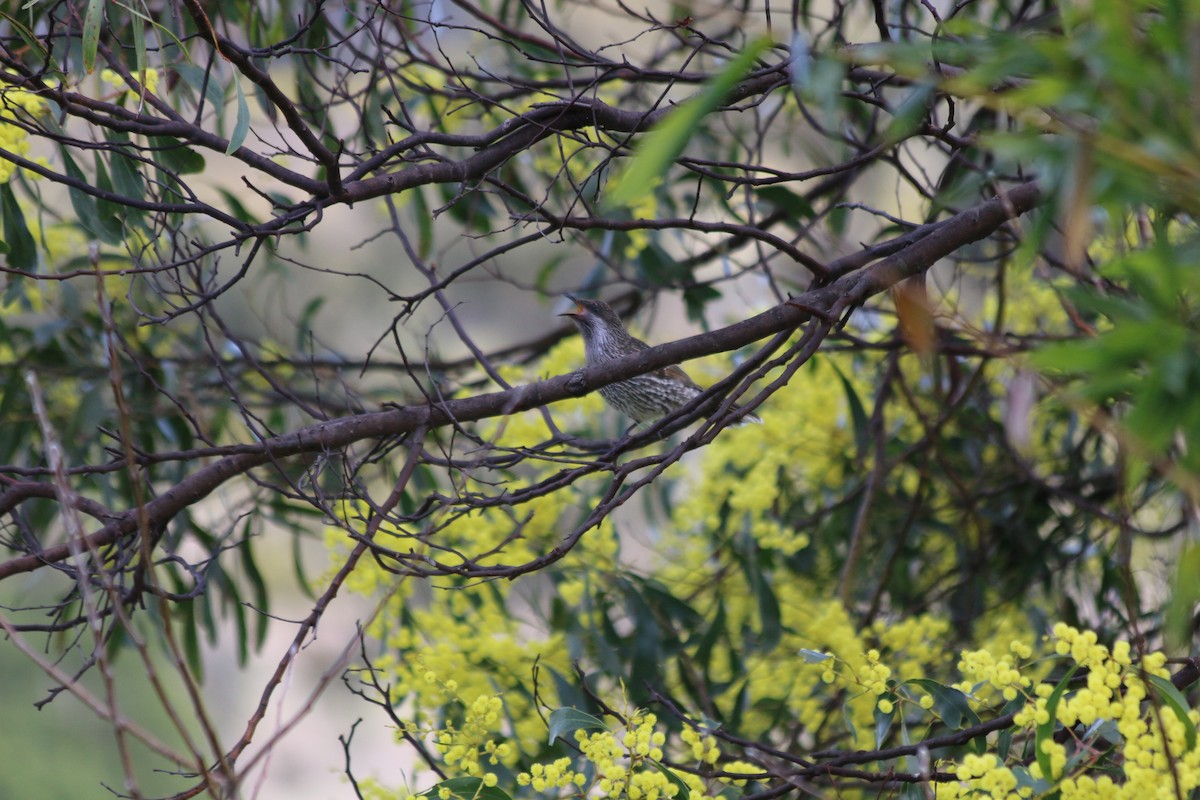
[0,181,1043,583]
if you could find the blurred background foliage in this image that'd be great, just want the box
[0,0,1199,797]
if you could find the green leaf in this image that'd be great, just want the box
[694,599,727,674]
[1146,674,1197,752]
[1036,665,1079,780]
[906,679,973,730]
[799,648,833,663]
[239,522,270,652]
[441,189,496,232]
[149,136,207,176]
[0,12,51,65]
[842,700,858,744]
[753,573,782,652]
[174,63,225,112]
[1166,544,1200,652]
[217,188,260,226]
[106,134,147,230]
[831,363,870,457]
[650,761,691,800]
[605,37,772,209]
[82,0,102,74]
[1,183,37,271]
[93,154,127,242]
[412,186,434,260]
[874,698,896,748]
[547,707,607,745]
[1011,766,1053,797]
[131,8,146,99]
[60,150,115,243]
[636,241,687,286]
[174,570,204,680]
[226,76,250,154]
[885,84,934,144]
[419,777,512,800]
[112,0,189,60]
[682,284,721,323]
[296,297,325,350]
[757,185,815,219]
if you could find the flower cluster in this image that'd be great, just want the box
[956,641,1031,702]
[432,694,506,779]
[679,725,720,765]
[515,713,677,800]
[0,87,49,183]
[942,753,1023,798]
[939,623,1198,798]
[100,67,161,95]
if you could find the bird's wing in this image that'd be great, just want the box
[628,335,703,390]
[657,363,703,390]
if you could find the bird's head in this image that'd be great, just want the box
[560,294,620,328]
[559,294,627,350]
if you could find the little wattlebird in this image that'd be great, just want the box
[559,294,761,425]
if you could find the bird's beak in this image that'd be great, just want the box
[558,294,584,318]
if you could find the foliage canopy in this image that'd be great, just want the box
[0,0,1199,798]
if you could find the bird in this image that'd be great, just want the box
[559,294,761,425]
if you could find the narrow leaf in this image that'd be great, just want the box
[60,150,108,242]
[547,707,607,745]
[1036,665,1079,780]
[419,778,512,800]
[874,699,896,748]
[1146,674,1197,752]
[0,12,50,64]
[650,761,692,800]
[412,186,434,260]
[831,363,870,457]
[226,76,250,154]
[907,679,972,730]
[82,0,102,74]
[1165,544,1200,652]
[112,0,189,57]
[131,9,147,102]
[606,37,772,209]
[1,183,37,271]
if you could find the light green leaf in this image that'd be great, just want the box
[226,76,250,154]
[1036,665,1079,780]
[419,777,512,800]
[131,9,146,101]
[605,37,772,209]
[0,12,50,64]
[174,63,225,111]
[1146,674,1197,752]
[650,761,692,800]
[885,84,934,144]
[112,0,189,59]
[1166,544,1200,653]
[412,186,434,260]
[547,707,606,745]
[82,0,102,74]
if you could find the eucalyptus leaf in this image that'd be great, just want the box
[547,707,607,745]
